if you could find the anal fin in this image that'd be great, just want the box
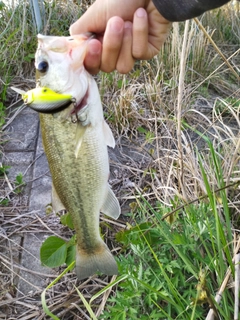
[101,186,120,220]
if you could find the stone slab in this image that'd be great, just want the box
[17,233,54,295]
[1,151,36,206]
[29,127,52,213]
[2,151,35,180]
[17,124,54,296]
[3,108,39,152]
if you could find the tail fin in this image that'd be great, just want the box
[75,242,118,280]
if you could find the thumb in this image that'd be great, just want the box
[70,1,108,35]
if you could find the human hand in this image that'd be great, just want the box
[70,0,171,74]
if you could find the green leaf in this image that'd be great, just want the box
[67,235,76,246]
[117,79,123,89]
[15,173,24,185]
[0,165,10,175]
[116,222,159,246]
[0,2,6,10]
[172,232,188,245]
[137,126,147,134]
[60,212,74,229]
[65,245,76,267]
[0,198,9,206]
[40,236,67,268]
[24,53,35,62]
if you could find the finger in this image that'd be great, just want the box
[100,17,124,73]
[116,22,135,74]
[132,8,149,60]
[84,39,102,75]
[147,6,172,56]
[70,1,106,35]
[69,0,147,36]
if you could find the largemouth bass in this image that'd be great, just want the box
[34,34,120,280]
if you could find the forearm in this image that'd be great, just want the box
[152,0,230,21]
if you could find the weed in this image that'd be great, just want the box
[214,97,240,115]
[40,212,75,268]
[0,102,6,127]
[14,172,25,194]
[0,164,10,175]
[0,198,9,206]
[98,126,238,319]
[101,196,235,319]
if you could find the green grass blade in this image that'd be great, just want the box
[41,288,60,320]
[75,286,98,320]
[41,261,75,319]
[90,274,128,304]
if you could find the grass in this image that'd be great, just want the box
[0,0,240,319]
[96,137,238,319]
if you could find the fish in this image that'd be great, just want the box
[33,33,121,280]
[11,86,73,113]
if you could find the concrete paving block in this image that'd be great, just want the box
[29,127,52,213]
[17,233,54,295]
[2,151,35,204]
[29,174,52,213]
[4,109,39,152]
[17,149,54,295]
[2,108,56,297]
[6,235,24,287]
[2,151,35,180]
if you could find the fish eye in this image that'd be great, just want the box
[37,61,49,73]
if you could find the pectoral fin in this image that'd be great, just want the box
[52,184,65,213]
[103,120,115,148]
[74,124,87,158]
[101,186,120,219]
